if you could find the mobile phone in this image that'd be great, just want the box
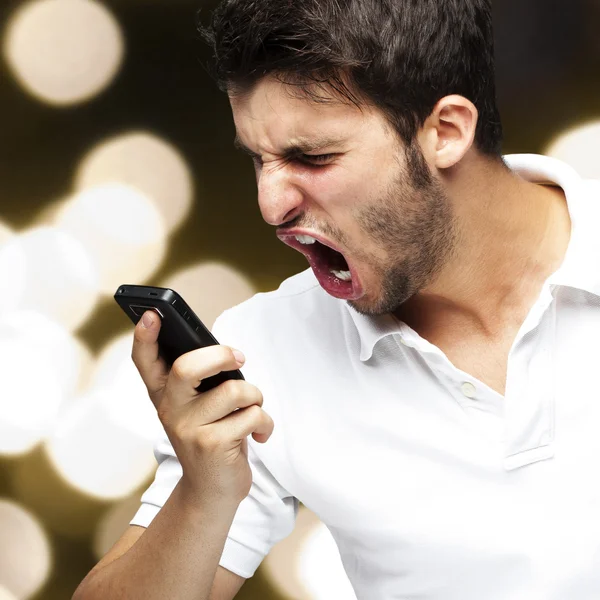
[114,284,245,393]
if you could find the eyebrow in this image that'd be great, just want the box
[233,134,345,160]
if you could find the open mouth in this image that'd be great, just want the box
[312,240,351,278]
[277,233,364,300]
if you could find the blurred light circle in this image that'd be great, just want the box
[55,184,167,295]
[0,221,13,246]
[75,131,194,234]
[0,310,92,399]
[30,197,69,227]
[3,0,124,106]
[93,493,143,561]
[262,506,322,599]
[297,521,357,600]
[10,444,115,540]
[0,585,18,600]
[0,227,99,330]
[0,499,52,599]
[0,234,26,316]
[46,388,158,501]
[0,329,65,456]
[91,332,163,442]
[545,121,600,180]
[161,262,256,331]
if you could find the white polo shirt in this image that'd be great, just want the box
[131,154,600,600]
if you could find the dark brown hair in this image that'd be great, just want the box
[199,0,503,157]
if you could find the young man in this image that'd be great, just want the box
[74,1,600,599]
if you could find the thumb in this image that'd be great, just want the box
[131,310,169,398]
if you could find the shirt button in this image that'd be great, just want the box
[399,337,410,346]
[461,382,477,398]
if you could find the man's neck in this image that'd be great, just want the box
[394,156,572,340]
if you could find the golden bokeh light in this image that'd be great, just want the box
[297,520,357,600]
[9,445,117,540]
[0,499,52,599]
[0,227,100,331]
[93,492,143,561]
[55,184,167,296]
[261,506,356,599]
[545,120,600,180]
[161,261,256,331]
[3,0,124,106]
[0,585,18,600]
[262,506,322,599]
[75,131,194,234]
[30,198,69,228]
[46,389,158,501]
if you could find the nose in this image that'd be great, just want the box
[257,164,305,226]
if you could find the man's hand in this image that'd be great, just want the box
[131,310,274,507]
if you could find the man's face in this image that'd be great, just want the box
[230,76,460,316]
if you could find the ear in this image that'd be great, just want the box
[419,95,478,169]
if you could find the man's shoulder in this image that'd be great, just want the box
[211,268,342,341]
[228,266,324,316]
[583,178,600,197]
[263,266,322,300]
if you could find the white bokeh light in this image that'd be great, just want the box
[46,330,164,500]
[0,235,26,316]
[0,226,100,332]
[0,499,52,599]
[545,120,600,180]
[75,131,194,234]
[0,310,93,399]
[0,221,13,246]
[46,388,158,501]
[0,320,66,456]
[161,262,256,331]
[0,223,16,307]
[55,184,167,295]
[3,0,124,106]
[91,332,163,442]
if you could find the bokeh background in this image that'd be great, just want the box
[0,0,598,598]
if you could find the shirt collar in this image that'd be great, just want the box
[507,154,600,297]
[346,153,600,362]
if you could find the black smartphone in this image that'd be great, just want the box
[114,284,245,393]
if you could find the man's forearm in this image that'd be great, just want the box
[73,479,239,600]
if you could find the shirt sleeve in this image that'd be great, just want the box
[129,308,298,579]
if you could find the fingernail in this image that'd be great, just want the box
[232,349,245,365]
[141,312,154,328]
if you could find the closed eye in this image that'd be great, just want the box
[248,153,338,169]
[297,153,337,166]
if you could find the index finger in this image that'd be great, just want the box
[131,310,169,397]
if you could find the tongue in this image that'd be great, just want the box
[306,242,364,300]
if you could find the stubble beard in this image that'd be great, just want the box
[347,141,461,317]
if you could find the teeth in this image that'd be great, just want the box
[331,269,352,281]
[295,235,317,245]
